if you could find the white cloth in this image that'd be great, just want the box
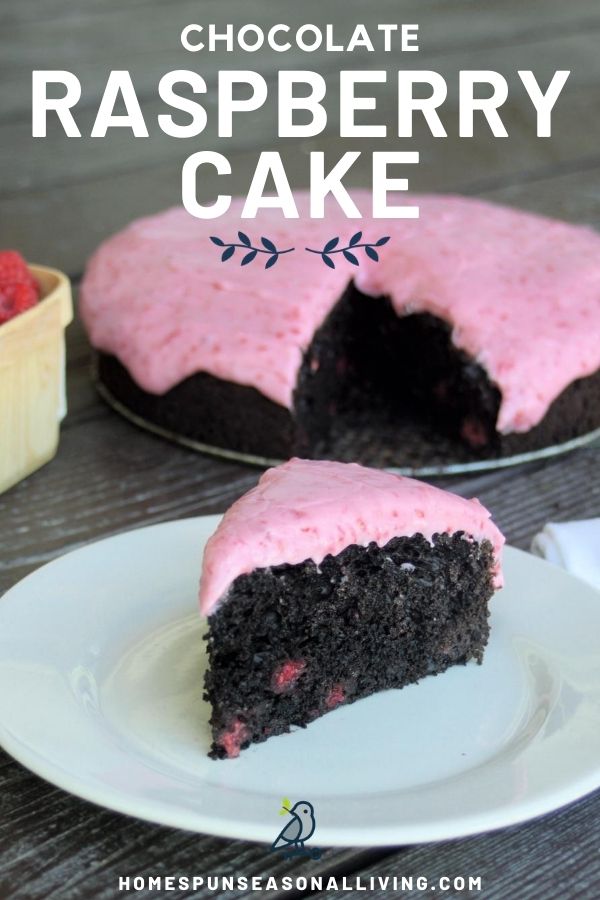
[531,518,600,591]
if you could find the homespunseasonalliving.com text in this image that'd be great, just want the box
[118,873,483,893]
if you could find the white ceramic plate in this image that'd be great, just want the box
[0,517,599,846]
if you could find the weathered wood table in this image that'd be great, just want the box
[1,1,599,896]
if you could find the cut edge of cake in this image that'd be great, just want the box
[200,459,504,759]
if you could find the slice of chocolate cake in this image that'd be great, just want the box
[200,458,504,759]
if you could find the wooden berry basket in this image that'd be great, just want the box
[0,265,73,494]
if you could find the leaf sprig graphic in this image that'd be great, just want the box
[279,796,292,816]
[306,232,390,269]
[210,232,294,269]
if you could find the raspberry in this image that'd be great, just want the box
[325,683,345,709]
[271,659,306,693]
[0,250,40,325]
[460,415,489,449]
[0,250,34,283]
[217,718,249,759]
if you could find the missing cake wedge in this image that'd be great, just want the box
[200,459,504,759]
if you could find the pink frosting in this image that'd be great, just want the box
[199,458,505,616]
[80,192,600,434]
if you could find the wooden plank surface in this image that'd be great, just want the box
[334,792,600,900]
[1,1,600,898]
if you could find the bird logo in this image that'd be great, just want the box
[271,798,321,859]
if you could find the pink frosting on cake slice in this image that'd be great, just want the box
[199,458,505,616]
[80,192,600,435]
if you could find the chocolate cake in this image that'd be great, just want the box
[200,458,505,759]
[81,193,600,467]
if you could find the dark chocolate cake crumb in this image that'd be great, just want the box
[203,531,495,759]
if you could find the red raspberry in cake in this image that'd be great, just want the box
[216,718,249,759]
[460,416,490,449]
[325,683,346,709]
[271,659,306,694]
[0,250,40,325]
